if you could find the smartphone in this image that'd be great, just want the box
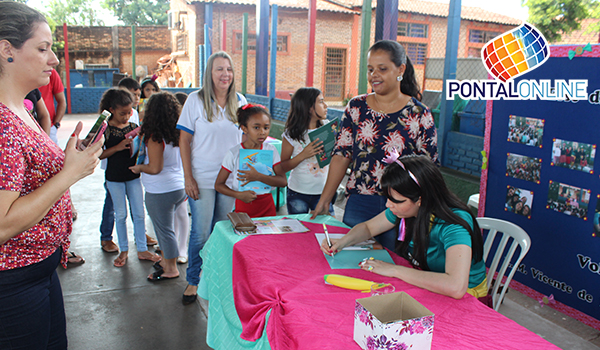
[79,110,111,150]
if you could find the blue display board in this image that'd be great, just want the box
[483,45,600,321]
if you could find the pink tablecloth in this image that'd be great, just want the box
[232,222,560,350]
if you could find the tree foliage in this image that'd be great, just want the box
[44,0,104,26]
[522,0,593,42]
[102,0,169,26]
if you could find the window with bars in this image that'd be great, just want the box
[400,42,427,65]
[469,30,502,44]
[397,22,428,38]
[468,47,482,58]
[176,33,187,52]
[233,32,290,54]
[324,47,347,100]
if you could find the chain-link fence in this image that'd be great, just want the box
[182,0,599,107]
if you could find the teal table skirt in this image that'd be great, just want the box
[198,214,348,350]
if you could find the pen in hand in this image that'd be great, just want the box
[323,223,334,258]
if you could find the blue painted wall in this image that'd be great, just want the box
[442,132,483,177]
[68,87,199,114]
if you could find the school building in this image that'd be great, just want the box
[168,0,521,101]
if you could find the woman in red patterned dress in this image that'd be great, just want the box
[0,3,103,349]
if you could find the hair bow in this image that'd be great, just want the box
[242,103,266,110]
[141,74,158,85]
[382,147,420,187]
[568,43,592,60]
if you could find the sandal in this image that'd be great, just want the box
[67,251,85,266]
[138,252,161,262]
[148,270,179,282]
[113,255,128,267]
[153,261,163,271]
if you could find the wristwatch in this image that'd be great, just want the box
[54,122,61,129]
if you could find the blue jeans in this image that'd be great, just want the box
[106,179,147,252]
[286,188,335,215]
[0,248,67,349]
[187,188,235,286]
[100,181,115,242]
[343,194,396,251]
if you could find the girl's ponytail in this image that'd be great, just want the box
[401,56,422,101]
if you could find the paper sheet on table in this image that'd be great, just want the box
[315,233,396,269]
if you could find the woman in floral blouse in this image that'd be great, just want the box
[312,40,438,250]
[0,3,102,348]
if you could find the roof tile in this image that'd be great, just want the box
[190,0,522,25]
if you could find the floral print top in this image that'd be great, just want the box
[0,103,72,270]
[333,94,438,196]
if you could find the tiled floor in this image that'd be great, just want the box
[59,113,600,349]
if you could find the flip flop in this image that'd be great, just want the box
[138,252,161,262]
[148,270,179,282]
[113,255,128,267]
[67,251,85,266]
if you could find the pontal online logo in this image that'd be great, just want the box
[483,23,548,82]
[447,23,588,101]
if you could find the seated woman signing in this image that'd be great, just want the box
[320,153,487,299]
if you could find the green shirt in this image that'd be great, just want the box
[385,208,486,288]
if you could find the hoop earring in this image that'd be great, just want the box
[7,57,13,63]
[397,75,403,82]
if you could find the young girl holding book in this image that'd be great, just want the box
[280,88,335,214]
[99,88,161,267]
[215,104,287,218]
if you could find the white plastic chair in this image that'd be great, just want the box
[468,193,480,209]
[476,217,531,311]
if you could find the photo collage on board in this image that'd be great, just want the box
[547,138,596,224]
[505,115,597,225]
[504,115,545,219]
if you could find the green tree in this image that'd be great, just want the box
[102,0,169,26]
[45,0,104,26]
[522,0,593,42]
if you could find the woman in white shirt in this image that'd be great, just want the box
[176,52,247,305]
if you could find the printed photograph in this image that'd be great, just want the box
[505,186,534,218]
[546,181,590,219]
[507,115,544,147]
[551,139,596,174]
[594,196,600,237]
[506,153,541,183]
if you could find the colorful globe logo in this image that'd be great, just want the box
[482,23,549,82]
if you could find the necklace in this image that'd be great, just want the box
[373,93,400,114]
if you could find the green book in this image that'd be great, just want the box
[308,117,340,168]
